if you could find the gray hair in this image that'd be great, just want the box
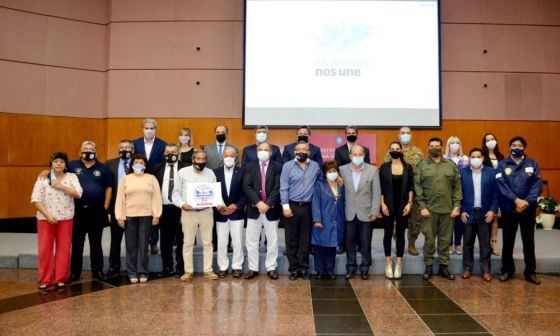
[256,125,269,133]
[142,118,158,129]
[80,140,96,151]
[222,146,237,157]
[345,125,359,134]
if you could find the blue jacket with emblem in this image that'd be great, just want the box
[496,156,543,214]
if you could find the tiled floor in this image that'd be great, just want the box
[0,269,559,335]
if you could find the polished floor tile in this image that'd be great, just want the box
[421,313,488,334]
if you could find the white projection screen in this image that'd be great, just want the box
[243,0,441,128]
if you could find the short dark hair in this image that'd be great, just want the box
[119,139,135,152]
[509,136,527,148]
[322,160,339,175]
[128,154,148,174]
[50,152,69,171]
[469,147,483,156]
[345,125,358,134]
[297,125,311,135]
[428,137,443,146]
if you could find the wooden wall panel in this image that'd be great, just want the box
[0,167,45,218]
[0,0,109,24]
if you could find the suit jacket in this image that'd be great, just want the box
[106,157,121,215]
[379,161,414,215]
[334,144,371,166]
[242,160,282,221]
[242,143,282,166]
[460,166,499,224]
[213,166,247,221]
[154,160,188,193]
[339,163,381,222]
[132,137,167,173]
[204,142,239,170]
[282,142,323,166]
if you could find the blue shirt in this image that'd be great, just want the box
[496,156,542,214]
[118,158,130,183]
[280,159,322,207]
[68,160,112,206]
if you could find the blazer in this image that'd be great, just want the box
[339,163,381,222]
[213,166,247,221]
[379,161,414,215]
[282,142,323,166]
[334,144,371,166]
[132,137,167,173]
[106,157,121,215]
[242,160,282,221]
[460,166,499,224]
[204,142,239,170]
[311,178,346,247]
[241,143,282,166]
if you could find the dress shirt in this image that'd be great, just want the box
[472,168,482,208]
[144,138,154,160]
[118,159,129,183]
[224,166,234,196]
[280,159,322,209]
[172,166,217,209]
[162,163,179,205]
[352,164,365,192]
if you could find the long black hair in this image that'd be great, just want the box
[481,133,504,166]
[388,141,408,167]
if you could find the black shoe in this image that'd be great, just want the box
[105,268,120,279]
[326,272,336,279]
[499,272,514,282]
[423,265,433,280]
[267,270,279,280]
[336,245,346,255]
[316,272,324,280]
[289,272,298,281]
[218,270,228,278]
[345,272,353,280]
[159,268,174,278]
[438,265,455,280]
[174,270,185,278]
[525,274,541,285]
[361,272,369,280]
[66,273,80,284]
[244,270,259,280]
[301,270,309,280]
[93,271,107,281]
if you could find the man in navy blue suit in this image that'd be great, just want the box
[459,148,499,282]
[242,125,282,166]
[282,125,323,166]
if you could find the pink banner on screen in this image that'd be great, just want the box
[310,134,377,164]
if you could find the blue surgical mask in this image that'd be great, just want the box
[132,163,145,174]
[256,132,267,143]
[327,172,339,182]
[257,150,269,162]
[400,134,411,144]
[352,156,364,166]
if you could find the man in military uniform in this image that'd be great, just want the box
[384,126,423,255]
[414,137,462,280]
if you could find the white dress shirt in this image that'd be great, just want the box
[224,166,234,196]
[144,138,154,160]
[172,166,217,208]
[472,167,483,208]
[161,163,179,205]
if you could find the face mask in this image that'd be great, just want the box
[179,135,190,145]
[119,150,132,160]
[352,156,364,166]
[193,162,206,171]
[486,140,497,150]
[81,152,96,161]
[223,157,235,168]
[297,135,308,143]
[144,129,155,140]
[257,150,270,162]
[132,163,144,174]
[449,143,460,154]
[216,134,226,143]
[165,154,178,164]
[428,148,441,157]
[470,158,483,168]
[511,148,524,158]
[347,135,357,143]
[389,151,401,159]
[400,134,411,144]
[256,132,267,143]
[327,172,339,182]
[296,153,308,162]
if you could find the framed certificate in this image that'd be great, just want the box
[186,182,223,209]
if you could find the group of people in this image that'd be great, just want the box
[31,120,543,289]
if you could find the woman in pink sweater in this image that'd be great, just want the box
[115,154,162,283]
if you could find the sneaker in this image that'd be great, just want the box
[180,273,193,282]
[139,276,148,283]
[204,272,218,280]
[449,246,454,255]
[129,277,139,284]
[454,245,463,255]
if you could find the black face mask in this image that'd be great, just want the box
[165,154,178,164]
[119,150,132,160]
[297,135,309,143]
[347,135,358,143]
[216,134,226,143]
[296,153,309,162]
[193,162,206,171]
[389,151,402,159]
[81,152,96,161]
[511,148,524,158]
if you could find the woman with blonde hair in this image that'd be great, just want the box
[178,127,194,166]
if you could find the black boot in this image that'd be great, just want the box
[438,265,455,280]
[423,265,433,280]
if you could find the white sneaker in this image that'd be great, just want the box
[385,262,394,279]
[449,246,454,255]
[394,263,402,279]
[455,245,463,255]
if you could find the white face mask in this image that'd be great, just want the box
[256,132,267,143]
[486,140,497,150]
[352,156,364,166]
[223,157,235,168]
[179,135,190,145]
[144,129,155,140]
[470,158,483,168]
[327,172,339,182]
[257,150,270,162]
[450,143,460,154]
[400,133,411,144]
[132,163,145,174]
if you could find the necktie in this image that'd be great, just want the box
[168,164,174,202]
[218,144,223,161]
[260,161,267,202]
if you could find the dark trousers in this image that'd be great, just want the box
[284,202,312,273]
[463,209,491,273]
[109,211,125,270]
[346,216,374,273]
[160,204,184,272]
[451,217,464,246]
[124,216,152,277]
[313,245,336,273]
[383,213,407,257]
[70,206,106,276]
[501,207,537,276]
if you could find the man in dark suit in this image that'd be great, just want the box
[105,139,134,278]
[242,125,282,165]
[204,124,239,170]
[334,125,371,166]
[243,142,282,280]
[459,148,499,282]
[282,125,323,166]
[154,144,187,277]
[214,146,247,278]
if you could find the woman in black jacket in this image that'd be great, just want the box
[380,141,414,279]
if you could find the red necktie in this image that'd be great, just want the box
[260,161,267,201]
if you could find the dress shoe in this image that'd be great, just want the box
[408,239,419,256]
[300,270,309,280]
[423,265,433,280]
[38,283,48,290]
[499,273,513,282]
[55,282,66,289]
[336,245,346,255]
[174,270,185,278]
[218,270,228,278]
[159,268,173,278]
[204,271,218,280]
[232,269,242,278]
[345,272,354,280]
[361,272,369,280]
[438,265,455,280]
[244,270,259,280]
[326,272,336,279]
[394,263,402,279]
[316,272,324,280]
[462,270,472,280]
[289,272,298,281]
[93,271,107,281]
[454,245,463,255]
[180,273,193,282]
[482,273,492,282]
[105,268,120,279]
[267,270,279,280]
[525,274,541,285]
[385,262,394,279]
[66,273,80,284]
